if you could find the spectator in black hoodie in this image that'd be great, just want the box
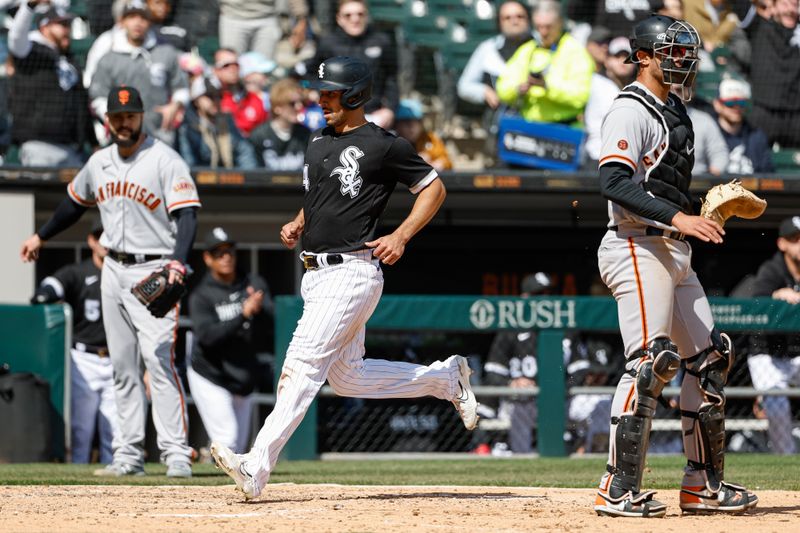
[730,216,800,453]
[8,2,97,166]
[744,0,800,148]
[188,227,273,454]
[302,0,398,128]
[147,0,190,51]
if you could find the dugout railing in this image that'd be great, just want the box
[274,295,800,459]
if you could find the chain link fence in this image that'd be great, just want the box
[313,329,800,456]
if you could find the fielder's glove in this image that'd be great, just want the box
[131,260,187,318]
[700,179,767,227]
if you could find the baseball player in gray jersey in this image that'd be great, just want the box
[210,56,478,501]
[592,16,757,517]
[21,86,201,478]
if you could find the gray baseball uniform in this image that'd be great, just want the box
[68,136,201,468]
[597,82,712,486]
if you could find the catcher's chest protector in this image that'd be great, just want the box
[618,85,695,214]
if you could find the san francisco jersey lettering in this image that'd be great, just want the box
[67,137,201,255]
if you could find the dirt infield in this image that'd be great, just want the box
[1,484,798,532]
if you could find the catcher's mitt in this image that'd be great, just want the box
[700,180,767,227]
[131,261,187,318]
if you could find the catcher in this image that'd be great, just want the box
[594,15,763,517]
[20,86,199,478]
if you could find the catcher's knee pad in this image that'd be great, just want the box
[683,329,733,406]
[630,337,681,418]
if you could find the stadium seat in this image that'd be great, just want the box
[70,36,96,71]
[69,0,89,18]
[369,0,407,24]
[3,144,20,165]
[425,0,476,23]
[772,149,800,174]
[403,13,452,49]
[465,12,496,41]
[196,36,220,66]
[694,69,723,104]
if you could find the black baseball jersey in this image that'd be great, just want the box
[300,122,437,253]
[38,259,106,346]
[249,121,310,171]
[483,330,538,386]
[732,251,800,357]
[188,272,273,395]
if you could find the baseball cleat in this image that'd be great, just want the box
[594,489,667,518]
[166,460,193,478]
[93,462,145,477]
[210,442,260,500]
[680,482,758,514]
[452,355,479,430]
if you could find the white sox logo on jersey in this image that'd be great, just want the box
[331,146,365,198]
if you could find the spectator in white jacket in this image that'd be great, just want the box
[457,0,532,109]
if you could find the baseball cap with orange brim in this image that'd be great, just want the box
[107,86,145,114]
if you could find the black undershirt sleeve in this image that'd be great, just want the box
[599,162,680,226]
[37,197,88,241]
[171,207,198,264]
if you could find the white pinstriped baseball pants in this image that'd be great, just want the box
[597,229,721,490]
[243,250,461,488]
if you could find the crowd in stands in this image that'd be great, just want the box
[0,0,798,171]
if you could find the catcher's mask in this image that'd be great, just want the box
[627,16,701,101]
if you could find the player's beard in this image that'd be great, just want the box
[112,125,142,147]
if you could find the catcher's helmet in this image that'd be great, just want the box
[310,56,373,110]
[626,15,701,99]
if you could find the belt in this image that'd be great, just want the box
[74,342,109,357]
[301,253,344,270]
[610,225,686,242]
[108,250,164,265]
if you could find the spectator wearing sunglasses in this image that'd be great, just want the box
[301,0,398,129]
[712,77,773,174]
[248,78,310,170]
[188,227,273,454]
[209,48,269,136]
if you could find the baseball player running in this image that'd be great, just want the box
[211,56,478,500]
[30,220,119,464]
[21,86,201,478]
[593,15,757,517]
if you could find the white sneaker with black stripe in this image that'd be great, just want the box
[452,355,479,430]
[210,442,261,500]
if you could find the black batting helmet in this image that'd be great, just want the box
[310,56,373,110]
[626,15,701,99]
